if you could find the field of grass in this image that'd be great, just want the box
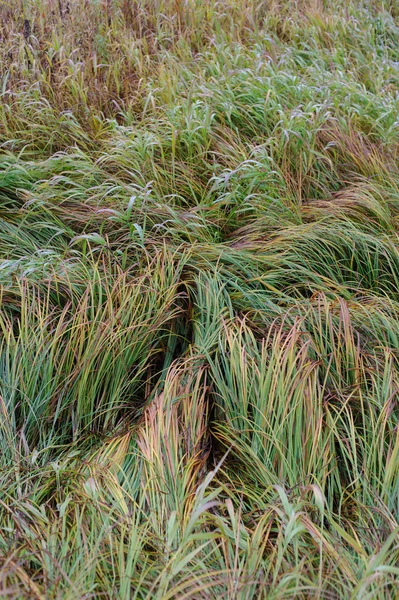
[1,0,399,597]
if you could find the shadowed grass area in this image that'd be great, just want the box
[1,0,399,598]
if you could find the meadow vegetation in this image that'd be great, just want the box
[1,0,399,597]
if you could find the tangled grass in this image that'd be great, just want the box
[1,0,399,597]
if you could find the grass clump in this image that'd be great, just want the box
[1,0,399,597]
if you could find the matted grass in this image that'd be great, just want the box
[1,0,399,597]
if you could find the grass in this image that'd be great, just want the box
[1,0,399,597]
